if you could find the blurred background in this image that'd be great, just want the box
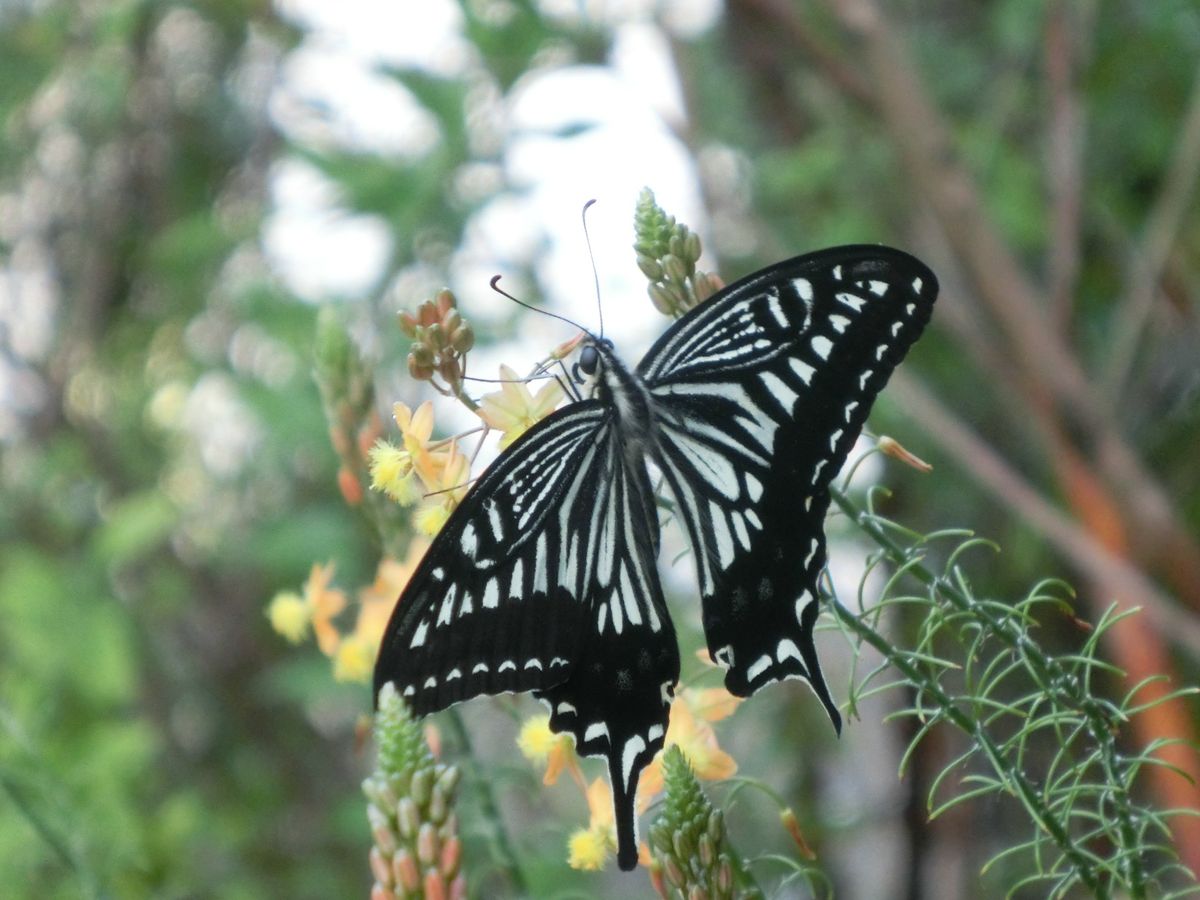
[1,0,1198,896]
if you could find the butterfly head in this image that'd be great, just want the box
[573,335,614,389]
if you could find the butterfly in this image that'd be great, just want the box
[373,245,937,870]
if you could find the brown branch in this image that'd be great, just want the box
[1102,57,1200,399]
[889,371,1200,656]
[732,0,877,112]
[1044,0,1084,328]
[823,0,1200,612]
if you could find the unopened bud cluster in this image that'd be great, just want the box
[399,290,475,396]
[648,747,735,900]
[634,188,723,318]
[314,306,381,506]
[365,683,466,900]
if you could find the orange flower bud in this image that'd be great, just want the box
[780,807,816,859]
[398,310,418,338]
[338,467,364,505]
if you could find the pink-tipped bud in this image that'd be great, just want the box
[877,435,932,472]
[393,847,421,892]
[423,869,447,900]
[440,835,462,877]
[417,822,440,866]
[369,846,392,886]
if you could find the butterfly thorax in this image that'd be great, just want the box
[586,339,655,461]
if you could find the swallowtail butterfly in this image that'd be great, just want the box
[374,246,937,870]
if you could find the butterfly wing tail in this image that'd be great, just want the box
[608,750,645,871]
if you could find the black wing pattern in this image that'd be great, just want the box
[373,401,679,870]
[640,246,937,721]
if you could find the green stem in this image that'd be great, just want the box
[440,709,530,894]
[828,487,1145,898]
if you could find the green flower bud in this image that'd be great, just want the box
[637,254,665,281]
[663,254,689,284]
[449,323,474,354]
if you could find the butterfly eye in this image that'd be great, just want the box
[578,344,600,377]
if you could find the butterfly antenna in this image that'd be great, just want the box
[581,198,604,338]
[489,276,589,335]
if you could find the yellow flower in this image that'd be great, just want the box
[367,440,422,505]
[413,440,470,537]
[639,687,740,801]
[369,402,450,505]
[267,591,310,643]
[333,633,375,683]
[517,715,579,786]
[567,778,617,871]
[477,364,565,449]
[568,826,612,871]
[302,562,348,656]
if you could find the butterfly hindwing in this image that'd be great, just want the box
[537,446,678,871]
[642,247,937,719]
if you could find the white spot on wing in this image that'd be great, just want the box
[792,277,813,301]
[829,314,851,334]
[745,472,763,502]
[731,511,751,550]
[790,358,815,385]
[482,580,499,609]
[584,722,610,743]
[777,639,803,664]
[913,276,923,291]
[812,335,834,360]
[709,499,736,569]
[837,292,865,312]
[620,565,643,627]
[766,294,788,327]
[461,523,477,557]
[621,735,647,786]
[746,654,772,682]
[510,558,524,598]
[498,660,516,673]
[410,620,428,648]
[869,280,888,296]
[760,371,798,412]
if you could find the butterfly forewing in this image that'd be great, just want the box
[374,403,611,713]
[373,400,679,870]
[642,247,937,719]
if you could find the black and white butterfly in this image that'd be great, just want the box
[374,246,937,870]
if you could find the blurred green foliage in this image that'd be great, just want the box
[1,0,1197,897]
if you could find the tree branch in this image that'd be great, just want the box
[1102,57,1200,400]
